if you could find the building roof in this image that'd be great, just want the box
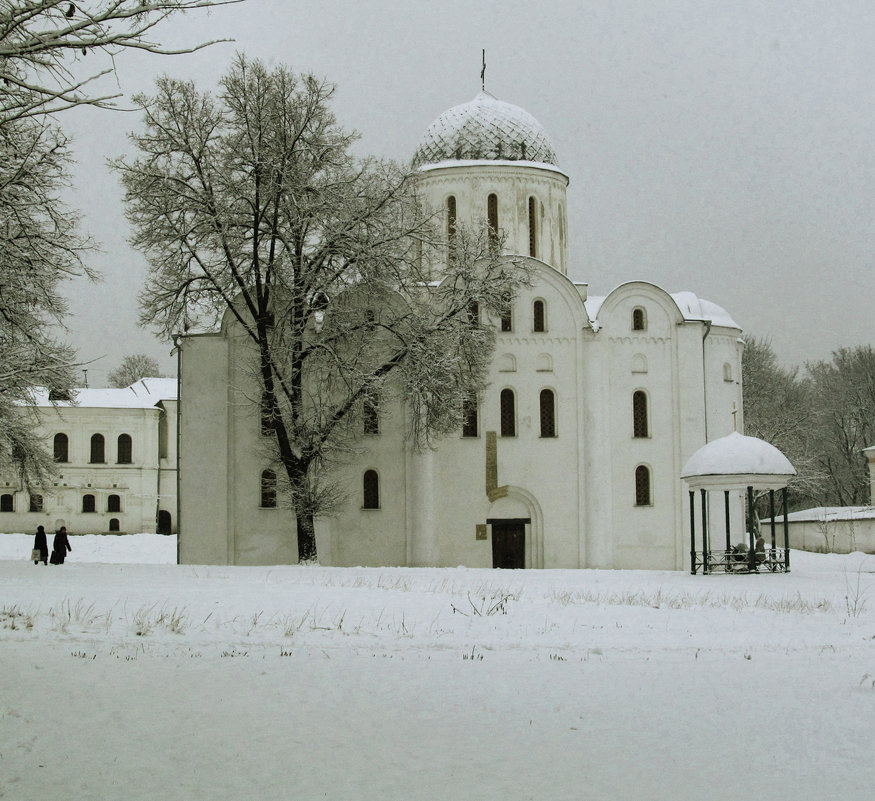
[765,506,875,524]
[584,289,739,329]
[413,92,558,167]
[681,432,796,490]
[32,377,177,409]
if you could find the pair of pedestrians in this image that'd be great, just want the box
[32,525,71,565]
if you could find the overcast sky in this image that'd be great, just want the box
[58,0,875,384]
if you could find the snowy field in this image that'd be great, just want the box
[2,534,875,801]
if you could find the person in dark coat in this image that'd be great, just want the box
[33,525,48,565]
[51,526,71,565]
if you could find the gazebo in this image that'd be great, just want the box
[681,432,796,574]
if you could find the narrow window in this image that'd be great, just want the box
[635,466,652,506]
[363,470,380,509]
[533,299,546,333]
[260,470,277,508]
[632,307,646,331]
[363,392,379,436]
[500,292,513,332]
[500,389,516,437]
[539,389,556,437]
[447,195,457,261]
[107,494,121,513]
[633,391,649,438]
[109,518,120,532]
[723,362,733,382]
[158,411,168,459]
[528,196,537,257]
[0,494,13,512]
[90,433,105,464]
[487,193,499,250]
[117,434,132,464]
[462,395,478,438]
[83,494,96,513]
[29,494,43,513]
[466,300,479,325]
[53,433,69,463]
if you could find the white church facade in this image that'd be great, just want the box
[177,91,744,570]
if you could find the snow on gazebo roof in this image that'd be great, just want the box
[681,431,796,491]
[413,92,558,167]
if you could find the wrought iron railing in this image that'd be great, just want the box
[692,548,790,575]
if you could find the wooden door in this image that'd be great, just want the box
[491,522,525,569]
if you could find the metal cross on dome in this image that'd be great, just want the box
[481,49,486,92]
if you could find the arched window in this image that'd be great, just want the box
[539,389,556,437]
[109,518,120,532]
[462,395,478,438]
[260,470,277,508]
[533,299,546,332]
[723,362,733,382]
[632,307,647,331]
[0,494,13,512]
[631,354,648,374]
[487,193,499,249]
[107,494,121,513]
[500,389,516,437]
[363,470,380,509]
[447,195,457,260]
[83,494,96,513]
[633,391,649,438]
[90,433,105,464]
[635,466,652,506]
[53,433,69,463]
[528,196,537,257]
[466,300,479,325]
[363,392,379,435]
[500,292,513,332]
[117,434,132,464]
[29,494,43,512]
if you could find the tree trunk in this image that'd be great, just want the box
[297,513,317,563]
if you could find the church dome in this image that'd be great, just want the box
[414,92,558,167]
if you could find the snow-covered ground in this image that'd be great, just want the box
[2,534,874,800]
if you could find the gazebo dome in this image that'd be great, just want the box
[413,92,558,166]
[681,432,796,491]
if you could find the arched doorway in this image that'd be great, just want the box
[487,488,544,569]
[157,509,172,536]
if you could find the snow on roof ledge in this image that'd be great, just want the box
[681,432,796,491]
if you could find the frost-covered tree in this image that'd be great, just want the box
[807,346,875,506]
[114,56,527,562]
[0,1,236,485]
[107,353,165,387]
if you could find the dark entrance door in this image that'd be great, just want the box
[491,521,526,569]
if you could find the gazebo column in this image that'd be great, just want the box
[782,487,790,571]
[724,490,731,553]
[701,488,709,574]
[769,489,777,550]
[747,485,756,572]
[689,490,698,574]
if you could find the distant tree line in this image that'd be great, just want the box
[742,339,875,510]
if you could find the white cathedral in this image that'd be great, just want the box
[177,91,744,570]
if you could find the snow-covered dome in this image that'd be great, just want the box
[414,92,558,166]
[681,432,796,490]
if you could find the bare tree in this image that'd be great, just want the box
[107,352,165,386]
[742,335,823,511]
[807,346,875,506]
[0,1,237,485]
[114,56,528,562]
[1,1,239,121]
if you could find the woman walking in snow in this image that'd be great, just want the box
[51,526,71,565]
